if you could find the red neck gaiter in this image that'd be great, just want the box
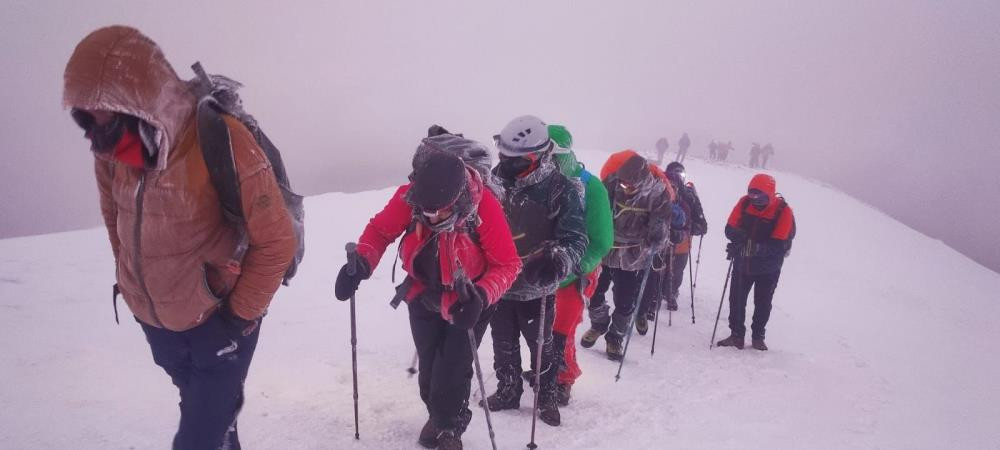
[113,129,145,169]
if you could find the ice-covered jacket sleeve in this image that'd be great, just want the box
[645,189,672,250]
[225,117,297,320]
[356,185,414,273]
[472,189,522,305]
[560,173,613,287]
[93,156,120,262]
[551,177,589,280]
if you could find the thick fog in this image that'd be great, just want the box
[2,1,998,273]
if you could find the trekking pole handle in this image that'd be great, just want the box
[345,242,359,276]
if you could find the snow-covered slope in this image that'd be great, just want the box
[1,152,998,449]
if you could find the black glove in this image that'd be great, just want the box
[335,257,371,301]
[726,242,743,260]
[669,228,686,245]
[728,227,748,244]
[522,251,567,287]
[449,280,487,330]
[219,305,260,338]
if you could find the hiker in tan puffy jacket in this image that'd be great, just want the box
[64,25,295,450]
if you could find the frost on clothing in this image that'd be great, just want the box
[599,150,675,271]
[354,169,521,322]
[492,155,588,301]
[673,181,708,254]
[66,26,296,330]
[553,151,614,288]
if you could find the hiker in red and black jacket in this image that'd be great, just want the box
[334,131,521,449]
[716,173,796,351]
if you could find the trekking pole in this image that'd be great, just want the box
[651,246,674,356]
[688,252,696,324]
[527,296,549,449]
[615,265,653,382]
[710,259,735,350]
[344,242,361,440]
[692,236,704,288]
[468,330,499,450]
[668,245,675,328]
[406,350,418,378]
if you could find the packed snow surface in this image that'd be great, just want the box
[1,152,998,449]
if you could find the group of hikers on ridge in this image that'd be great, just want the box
[64,25,797,450]
[660,133,776,168]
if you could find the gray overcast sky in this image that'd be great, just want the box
[2,0,998,272]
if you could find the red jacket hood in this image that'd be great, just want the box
[749,173,776,197]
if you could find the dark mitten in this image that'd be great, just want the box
[523,251,567,287]
[669,228,685,245]
[450,281,487,330]
[727,226,748,244]
[725,242,743,260]
[335,257,370,301]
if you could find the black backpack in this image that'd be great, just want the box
[190,62,305,285]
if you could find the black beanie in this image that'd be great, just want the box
[665,161,685,173]
[409,152,466,211]
[618,155,649,184]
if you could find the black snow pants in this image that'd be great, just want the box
[408,299,494,434]
[140,312,260,450]
[587,266,654,344]
[637,252,690,317]
[490,295,557,398]
[642,251,689,314]
[727,269,782,339]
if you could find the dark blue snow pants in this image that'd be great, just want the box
[728,269,781,339]
[140,312,261,450]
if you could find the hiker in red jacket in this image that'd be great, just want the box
[716,173,796,351]
[335,130,521,449]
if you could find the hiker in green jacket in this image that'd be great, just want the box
[547,124,614,405]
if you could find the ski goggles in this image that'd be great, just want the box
[498,152,542,179]
[70,108,97,131]
[619,182,637,195]
[421,206,454,220]
[71,108,131,153]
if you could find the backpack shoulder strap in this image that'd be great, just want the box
[196,100,243,223]
[775,195,795,239]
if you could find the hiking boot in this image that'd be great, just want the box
[751,338,768,351]
[666,297,679,311]
[716,334,744,349]
[556,383,572,407]
[539,389,561,426]
[437,430,463,450]
[635,316,649,335]
[606,339,624,361]
[484,384,522,411]
[580,327,605,348]
[417,419,438,449]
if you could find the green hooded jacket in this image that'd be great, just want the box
[550,125,614,287]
